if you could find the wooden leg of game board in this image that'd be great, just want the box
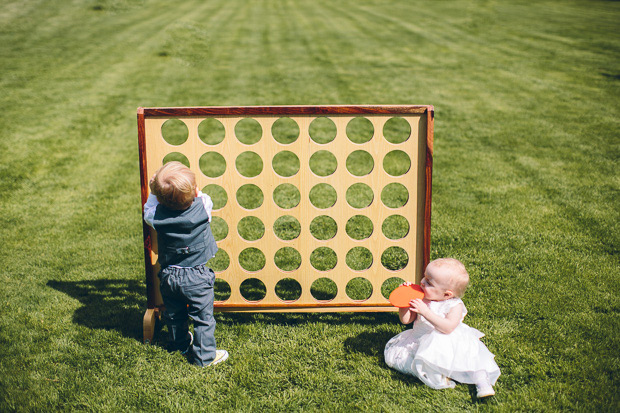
[143,308,159,344]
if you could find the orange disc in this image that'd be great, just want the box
[388,284,425,307]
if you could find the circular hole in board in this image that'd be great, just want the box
[309,183,337,209]
[381,277,406,299]
[237,216,265,241]
[214,278,231,301]
[238,247,266,272]
[273,184,300,209]
[273,151,300,177]
[381,246,409,271]
[198,118,225,145]
[199,152,226,178]
[309,150,337,177]
[346,215,373,240]
[236,151,263,178]
[346,150,374,177]
[346,277,373,301]
[274,247,302,271]
[346,183,373,209]
[211,216,228,241]
[383,117,411,144]
[310,278,337,301]
[273,215,301,240]
[207,249,230,272]
[202,184,227,210]
[310,247,337,271]
[381,183,409,208]
[346,247,373,271]
[310,215,337,240]
[275,278,302,301]
[235,118,262,144]
[161,119,189,146]
[236,184,264,210]
[383,150,411,177]
[309,117,337,144]
[272,117,300,144]
[346,117,373,144]
[163,153,190,168]
[240,278,266,302]
[382,215,410,240]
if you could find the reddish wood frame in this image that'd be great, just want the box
[137,105,433,339]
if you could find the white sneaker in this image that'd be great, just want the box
[208,349,229,366]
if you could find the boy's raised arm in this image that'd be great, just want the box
[143,193,159,229]
[196,190,213,221]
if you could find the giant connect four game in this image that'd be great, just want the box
[138,105,433,342]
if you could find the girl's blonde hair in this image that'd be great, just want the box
[151,162,196,210]
[427,258,470,298]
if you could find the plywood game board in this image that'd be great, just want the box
[138,105,433,342]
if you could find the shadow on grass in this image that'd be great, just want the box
[47,279,145,341]
[214,311,398,326]
[343,328,426,386]
[343,329,396,358]
[601,72,620,80]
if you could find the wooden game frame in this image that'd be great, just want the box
[138,105,433,342]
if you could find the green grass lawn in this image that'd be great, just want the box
[1,0,619,410]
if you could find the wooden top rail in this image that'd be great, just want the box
[139,105,433,117]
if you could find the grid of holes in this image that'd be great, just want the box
[159,116,416,304]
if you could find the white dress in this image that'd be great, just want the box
[384,298,500,389]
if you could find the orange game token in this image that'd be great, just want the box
[389,284,425,307]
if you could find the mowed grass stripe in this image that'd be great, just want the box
[170,0,278,104]
[0,0,231,186]
[293,3,364,101]
[0,3,236,279]
[345,0,619,113]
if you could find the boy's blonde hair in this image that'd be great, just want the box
[427,258,470,298]
[150,161,196,210]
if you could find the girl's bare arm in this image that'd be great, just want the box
[410,299,463,334]
[399,306,417,325]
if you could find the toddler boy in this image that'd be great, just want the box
[143,161,228,366]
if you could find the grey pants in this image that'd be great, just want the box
[159,265,216,366]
